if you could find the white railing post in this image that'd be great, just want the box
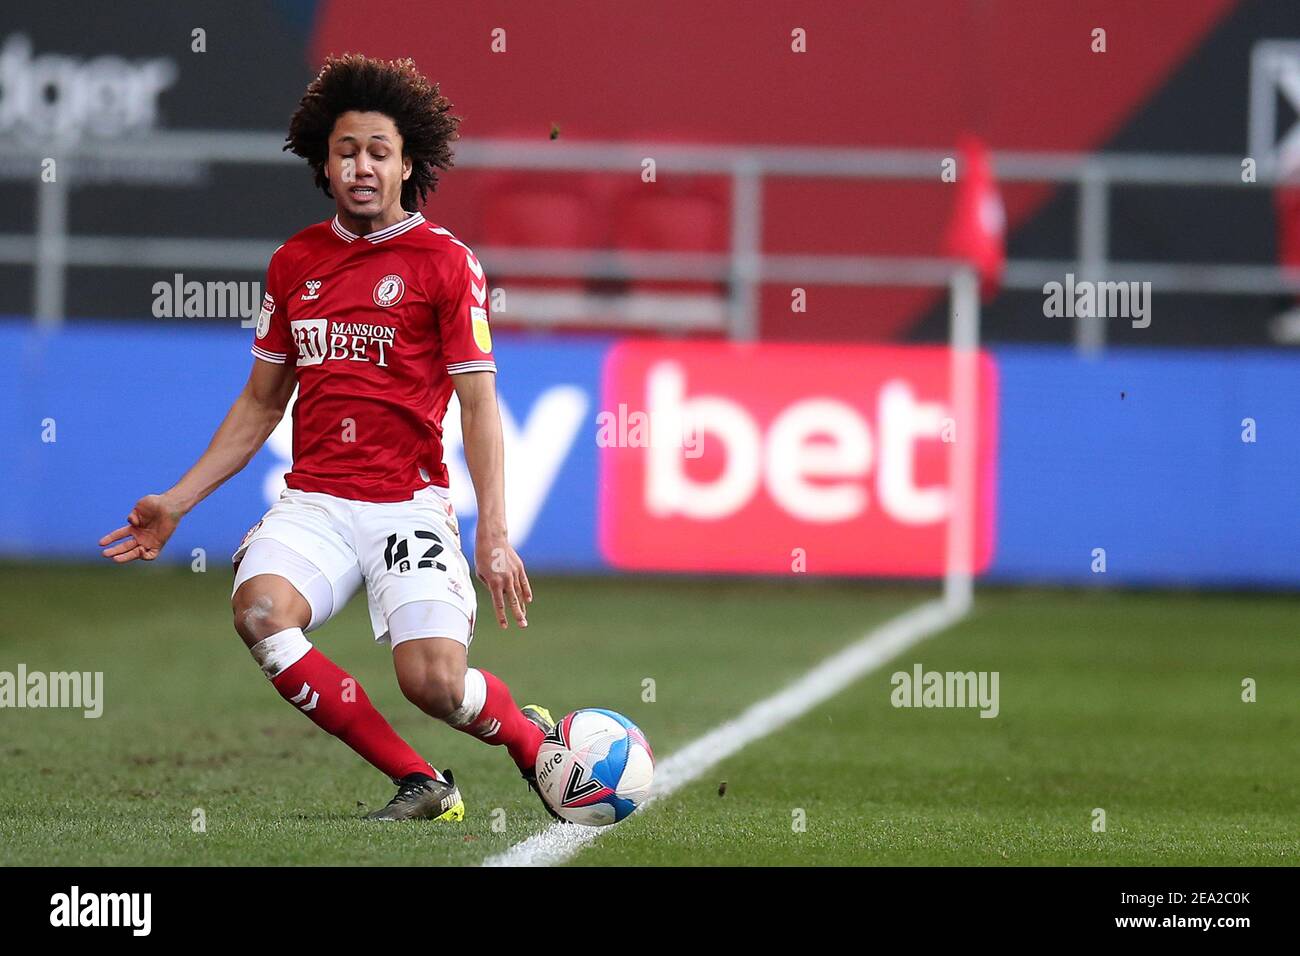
[34,144,70,326]
[1076,165,1109,355]
[729,156,763,341]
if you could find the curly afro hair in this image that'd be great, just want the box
[284,53,461,210]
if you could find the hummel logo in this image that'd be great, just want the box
[477,718,501,738]
[290,682,319,712]
[301,279,322,301]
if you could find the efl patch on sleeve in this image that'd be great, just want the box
[471,307,491,353]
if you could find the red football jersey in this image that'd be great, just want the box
[251,211,495,502]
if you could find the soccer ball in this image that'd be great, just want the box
[535,709,654,826]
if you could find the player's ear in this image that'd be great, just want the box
[401,155,412,181]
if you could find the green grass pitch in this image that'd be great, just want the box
[0,562,1296,866]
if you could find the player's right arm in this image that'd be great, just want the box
[98,357,295,563]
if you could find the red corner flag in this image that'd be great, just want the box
[943,134,1006,301]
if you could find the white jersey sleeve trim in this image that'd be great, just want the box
[446,360,497,375]
[251,345,288,365]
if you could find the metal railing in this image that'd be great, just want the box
[3,131,1299,350]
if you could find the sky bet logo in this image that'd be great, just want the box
[598,341,999,576]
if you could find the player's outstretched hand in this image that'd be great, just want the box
[98,494,182,563]
[476,533,533,630]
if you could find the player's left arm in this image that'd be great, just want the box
[454,370,532,630]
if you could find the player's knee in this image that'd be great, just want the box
[232,584,303,646]
[396,656,464,719]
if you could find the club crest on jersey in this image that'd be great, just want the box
[255,294,274,339]
[373,274,405,308]
[301,279,322,301]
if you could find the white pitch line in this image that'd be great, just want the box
[483,596,968,867]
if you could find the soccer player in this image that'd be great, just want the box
[98,54,559,822]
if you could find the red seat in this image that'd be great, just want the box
[477,187,600,328]
[610,186,730,339]
[480,189,600,251]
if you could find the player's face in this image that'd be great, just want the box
[327,111,413,225]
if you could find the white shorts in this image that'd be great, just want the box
[231,485,478,647]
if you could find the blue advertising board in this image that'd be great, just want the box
[0,320,608,571]
[2,320,1298,589]
[988,346,1300,587]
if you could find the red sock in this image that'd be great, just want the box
[271,648,437,782]
[455,669,545,771]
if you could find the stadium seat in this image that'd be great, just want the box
[610,184,730,332]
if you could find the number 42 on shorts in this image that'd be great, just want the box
[383,531,447,573]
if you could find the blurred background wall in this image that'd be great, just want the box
[2,0,1299,587]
